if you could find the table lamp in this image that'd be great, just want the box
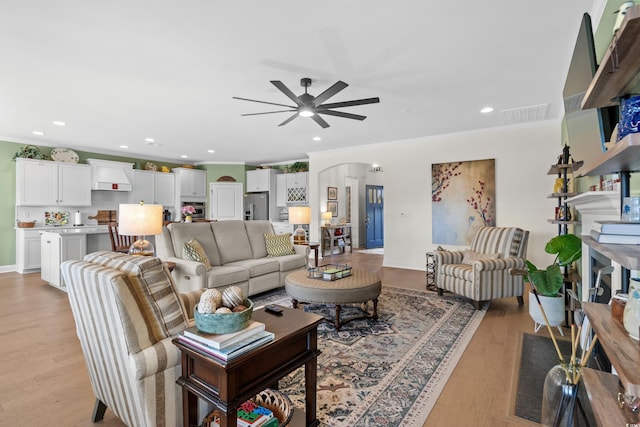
[118,201,163,256]
[288,206,311,245]
[322,211,332,226]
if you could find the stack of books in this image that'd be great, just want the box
[177,320,274,362]
[590,221,640,245]
[203,402,279,427]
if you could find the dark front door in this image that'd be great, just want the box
[365,185,384,248]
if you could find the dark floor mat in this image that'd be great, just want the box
[515,333,596,425]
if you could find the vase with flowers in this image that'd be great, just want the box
[182,205,195,223]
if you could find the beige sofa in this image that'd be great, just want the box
[155,220,309,295]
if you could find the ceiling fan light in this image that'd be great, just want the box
[299,107,314,117]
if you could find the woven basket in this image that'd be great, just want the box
[201,389,293,427]
[17,221,36,228]
[194,299,253,334]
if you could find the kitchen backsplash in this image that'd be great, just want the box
[16,190,176,227]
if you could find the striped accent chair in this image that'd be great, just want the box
[61,251,207,427]
[434,226,529,309]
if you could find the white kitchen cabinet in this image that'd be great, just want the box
[174,168,206,200]
[276,174,287,207]
[271,222,294,235]
[41,231,86,290]
[284,172,308,205]
[16,158,91,206]
[210,182,243,220]
[130,170,175,207]
[16,228,43,273]
[286,172,307,189]
[246,169,278,193]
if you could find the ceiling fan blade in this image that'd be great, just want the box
[241,110,297,116]
[278,113,300,127]
[310,114,330,128]
[316,109,367,121]
[317,97,380,109]
[232,96,296,109]
[270,81,303,106]
[312,81,348,105]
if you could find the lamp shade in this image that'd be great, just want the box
[118,203,163,236]
[288,206,311,225]
[322,211,332,225]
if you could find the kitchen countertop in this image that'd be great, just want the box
[16,225,109,234]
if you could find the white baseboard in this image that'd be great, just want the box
[0,265,18,274]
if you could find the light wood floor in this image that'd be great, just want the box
[0,251,544,426]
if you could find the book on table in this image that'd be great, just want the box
[202,403,278,427]
[183,320,265,349]
[592,221,640,235]
[178,330,274,362]
[589,230,640,244]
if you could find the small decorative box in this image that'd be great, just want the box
[307,264,352,281]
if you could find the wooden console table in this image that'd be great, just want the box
[174,307,323,427]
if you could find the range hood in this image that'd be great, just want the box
[86,159,133,191]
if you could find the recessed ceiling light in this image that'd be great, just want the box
[480,107,494,113]
[120,145,128,149]
[52,121,66,126]
[312,136,322,141]
[181,155,188,158]
[207,149,215,153]
[145,138,155,142]
[32,131,45,136]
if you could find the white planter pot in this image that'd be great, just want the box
[529,291,565,336]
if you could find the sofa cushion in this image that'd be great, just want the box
[82,251,188,341]
[206,265,251,287]
[244,220,274,259]
[182,238,212,269]
[211,221,253,264]
[264,233,295,257]
[168,222,221,266]
[461,250,500,265]
[274,253,308,272]
[226,258,280,277]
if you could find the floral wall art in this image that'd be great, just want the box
[431,158,496,245]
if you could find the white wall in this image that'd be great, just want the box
[308,120,562,271]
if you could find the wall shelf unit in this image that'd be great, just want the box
[582,5,640,109]
[579,132,640,176]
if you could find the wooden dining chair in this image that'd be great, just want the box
[107,222,137,253]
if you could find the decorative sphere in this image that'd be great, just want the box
[215,307,232,314]
[197,299,216,314]
[232,304,247,312]
[222,286,245,308]
[201,288,222,307]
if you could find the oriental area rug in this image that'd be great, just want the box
[253,285,488,427]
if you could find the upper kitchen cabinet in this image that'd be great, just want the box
[130,170,175,207]
[174,167,206,200]
[16,158,91,206]
[246,168,279,193]
[286,172,308,205]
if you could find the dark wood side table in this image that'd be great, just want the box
[174,307,323,427]
[307,242,319,267]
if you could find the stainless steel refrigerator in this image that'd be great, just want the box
[244,193,269,220]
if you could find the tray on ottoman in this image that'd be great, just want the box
[307,264,352,281]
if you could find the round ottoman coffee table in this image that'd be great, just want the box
[285,268,381,330]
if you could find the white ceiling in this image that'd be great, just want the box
[0,1,597,165]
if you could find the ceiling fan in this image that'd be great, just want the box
[232,77,380,128]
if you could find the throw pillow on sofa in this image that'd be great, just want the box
[183,238,212,269]
[264,233,295,257]
[461,250,500,265]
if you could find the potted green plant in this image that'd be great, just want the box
[525,233,582,334]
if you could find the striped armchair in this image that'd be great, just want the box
[434,226,529,309]
[61,251,206,427]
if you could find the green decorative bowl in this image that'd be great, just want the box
[194,298,253,334]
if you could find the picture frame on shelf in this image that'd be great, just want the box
[327,201,338,217]
[328,187,337,200]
